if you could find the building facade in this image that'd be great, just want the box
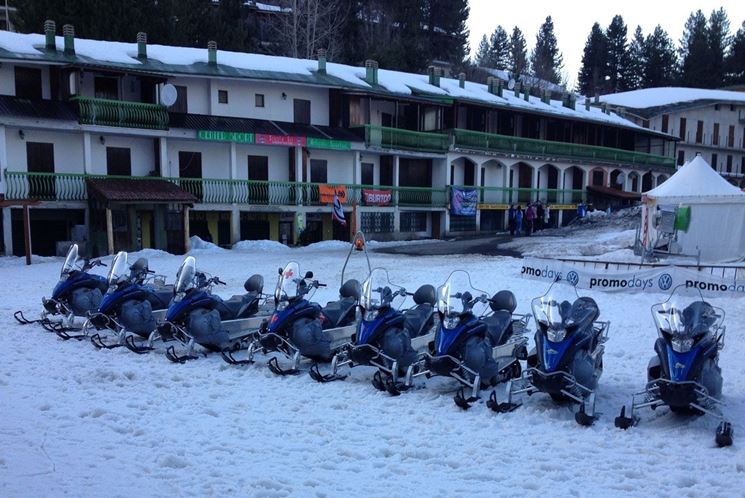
[0,25,677,257]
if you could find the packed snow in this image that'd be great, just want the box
[1,233,744,497]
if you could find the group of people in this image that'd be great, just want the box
[508,201,551,236]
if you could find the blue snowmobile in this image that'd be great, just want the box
[491,280,610,426]
[235,261,361,375]
[81,251,173,349]
[309,267,438,392]
[14,244,108,333]
[614,285,733,447]
[423,270,530,409]
[148,255,272,363]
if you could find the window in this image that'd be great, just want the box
[726,155,733,172]
[172,85,188,113]
[679,118,687,141]
[728,125,735,148]
[218,90,228,104]
[94,76,119,100]
[742,157,745,175]
[714,104,720,111]
[255,94,265,107]
[106,147,132,176]
[14,66,42,99]
[310,159,327,183]
[731,104,736,112]
[179,151,203,200]
[661,114,669,133]
[293,98,311,125]
[677,150,685,166]
[247,155,268,181]
[695,120,703,144]
[361,163,374,186]
[26,142,55,198]
[711,153,718,169]
[712,123,720,146]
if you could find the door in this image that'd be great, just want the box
[26,142,55,199]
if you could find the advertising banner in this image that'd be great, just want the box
[255,134,306,147]
[362,189,392,206]
[450,187,478,216]
[519,257,745,298]
[319,185,347,204]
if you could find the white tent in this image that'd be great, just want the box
[641,155,745,262]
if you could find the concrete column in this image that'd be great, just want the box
[230,205,240,245]
[159,137,169,177]
[605,167,612,188]
[183,206,191,253]
[353,151,362,234]
[229,142,238,180]
[294,147,303,206]
[0,125,7,195]
[475,163,484,232]
[2,208,12,256]
[393,155,400,234]
[229,141,239,244]
[83,132,93,174]
[530,164,538,202]
[105,207,114,254]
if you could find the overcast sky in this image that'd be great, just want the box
[467,0,745,89]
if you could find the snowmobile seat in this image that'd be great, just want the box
[404,304,435,338]
[148,287,174,310]
[482,311,514,346]
[567,297,599,331]
[321,297,357,328]
[129,258,151,284]
[413,284,437,306]
[339,279,362,300]
[489,290,517,313]
[682,301,717,336]
[215,293,260,321]
[244,274,264,294]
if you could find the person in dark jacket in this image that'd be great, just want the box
[515,205,523,236]
[508,204,516,235]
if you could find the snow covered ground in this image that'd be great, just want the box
[1,237,744,497]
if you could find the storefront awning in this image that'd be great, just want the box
[86,178,197,205]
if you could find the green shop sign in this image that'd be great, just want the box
[306,137,351,150]
[198,130,255,143]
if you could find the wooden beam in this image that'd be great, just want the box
[106,207,114,255]
[23,204,31,265]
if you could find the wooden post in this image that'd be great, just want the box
[23,204,31,265]
[183,205,190,253]
[106,207,114,255]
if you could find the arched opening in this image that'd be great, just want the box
[516,162,534,202]
[628,172,640,192]
[537,163,560,202]
[590,167,606,187]
[641,172,654,192]
[609,169,625,191]
[656,174,668,187]
[563,166,585,203]
[480,159,508,203]
[449,157,477,187]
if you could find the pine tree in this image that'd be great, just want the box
[606,15,630,92]
[726,20,745,84]
[707,7,730,88]
[643,25,677,88]
[530,16,564,84]
[509,26,529,77]
[626,26,646,90]
[476,34,493,66]
[489,26,511,69]
[577,23,608,96]
[679,10,710,88]
[422,0,470,67]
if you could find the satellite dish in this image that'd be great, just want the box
[160,84,178,107]
[507,78,516,90]
[616,172,626,185]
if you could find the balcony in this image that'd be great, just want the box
[356,125,450,153]
[452,129,676,168]
[453,185,586,204]
[71,96,169,130]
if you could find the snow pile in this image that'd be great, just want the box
[232,239,290,252]
[303,240,352,251]
[188,235,226,253]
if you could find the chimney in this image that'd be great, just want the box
[365,59,378,85]
[585,97,591,111]
[458,72,465,89]
[44,20,56,51]
[601,102,609,114]
[208,40,217,66]
[486,76,495,94]
[514,81,521,98]
[63,24,75,55]
[594,92,600,104]
[317,48,327,74]
[569,93,576,110]
[428,66,440,87]
[523,85,530,102]
[541,89,550,104]
[137,32,147,60]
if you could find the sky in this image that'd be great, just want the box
[467,0,745,90]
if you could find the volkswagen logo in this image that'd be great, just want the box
[566,271,579,287]
[658,273,673,291]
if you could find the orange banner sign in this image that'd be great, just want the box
[319,185,347,204]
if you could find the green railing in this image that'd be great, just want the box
[72,96,169,130]
[356,125,450,153]
[5,171,87,201]
[452,129,675,168]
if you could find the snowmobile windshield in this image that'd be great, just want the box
[437,270,489,318]
[531,281,582,330]
[361,268,406,311]
[652,285,724,351]
[107,252,129,286]
[275,262,305,302]
[60,244,80,278]
[174,256,197,294]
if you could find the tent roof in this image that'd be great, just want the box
[645,155,745,203]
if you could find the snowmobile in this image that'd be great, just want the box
[227,260,362,375]
[614,285,733,447]
[80,251,173,349]
[141,255,272,363]
[14,244,108,333]
[308,267,438,393]
[490,280,610,426]
[422,270,531,409]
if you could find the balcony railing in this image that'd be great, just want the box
[72,96,169,130]
[452,129,675,168]
[452,185,586,204]
[356,125,450,153]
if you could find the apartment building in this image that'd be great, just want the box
[0,23,677,257]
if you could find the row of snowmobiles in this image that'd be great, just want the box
[15,234,733,447]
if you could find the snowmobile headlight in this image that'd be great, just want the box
[547,327,566,343]
[276,300,288,311]
[444,314,460,329]
[364,309,377,321]
[671,337,693,353]
[174,291,185,303]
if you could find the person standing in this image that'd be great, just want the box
[508,204,516,236]
[544,204,551,229]
[536,201,545,231]
[525,202,535,235]
[515,205,523,236]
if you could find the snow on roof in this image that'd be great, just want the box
[645,155,745,202]
[600,87,745,110]
[0,30,659,134]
